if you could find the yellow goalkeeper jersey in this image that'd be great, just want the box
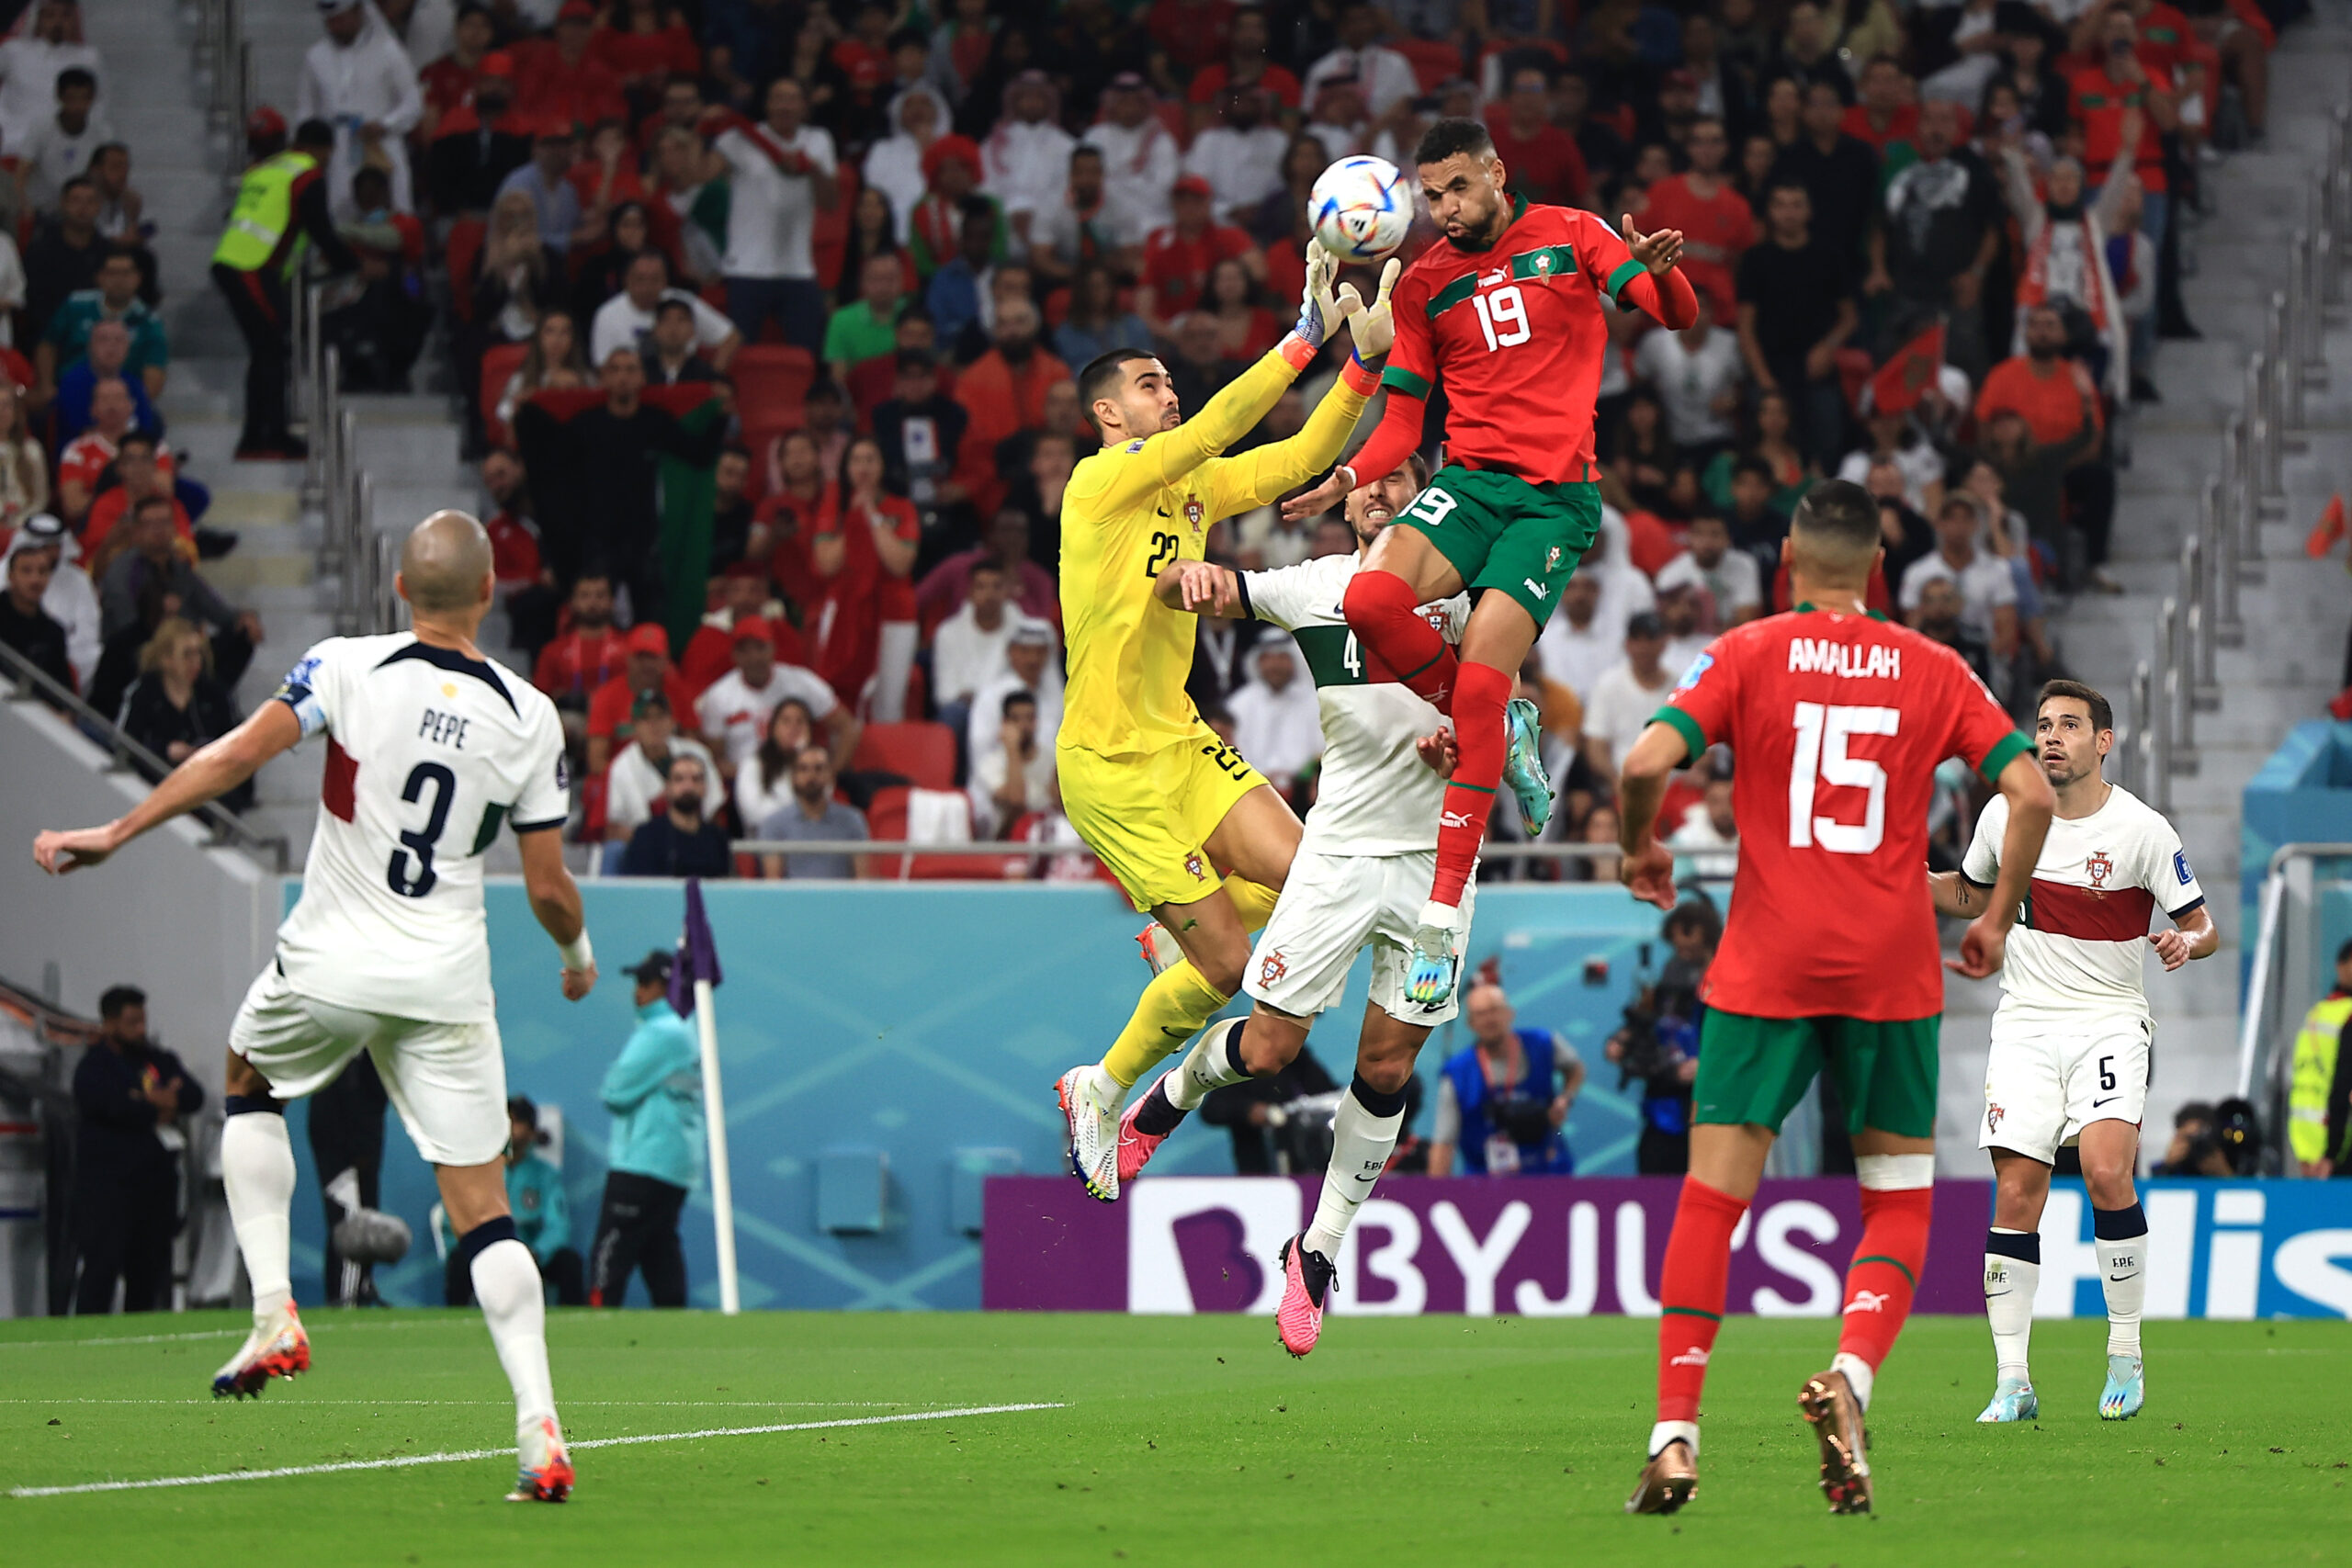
[1057,345,1377,758]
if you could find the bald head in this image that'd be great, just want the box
[399,510,495,614]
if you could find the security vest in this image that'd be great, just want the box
[2288,991,2352,1165]
[211,151,316,274]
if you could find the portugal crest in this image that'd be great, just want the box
[2086,850,2113,891]
[1184,497,1204,533]
[1261,950,1287,987]
[1184,852,1206,882]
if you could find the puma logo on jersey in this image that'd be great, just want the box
[1669,1346,1710,1367]
[1523,579,1549,600]
[1442,810,1475,829]
[1844,1290,1890,1314]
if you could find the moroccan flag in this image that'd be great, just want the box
[2306,493,2347,558]
[667,877,724,1018]
[1868,322,1946,416]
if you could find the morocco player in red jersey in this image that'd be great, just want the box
[1613,481,2054,1517]
[1281,118,1701,1009]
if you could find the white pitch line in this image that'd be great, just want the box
[0,1320,462,1351]
[6,1403,1066,1498]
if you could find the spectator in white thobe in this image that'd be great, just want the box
[1081,73,1179,247]
[980,70,1075,243]
[298,0,424,217]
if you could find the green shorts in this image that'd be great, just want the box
[1694,1011,1941,1140]
[1393,465,1601,630]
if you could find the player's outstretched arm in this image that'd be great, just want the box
[1615,216,1700,331]
[1096,250,1359,513]
[518,826,597,1001]
[1951,751,2055,979]
[1927,870,1989,919]
[1614,720,1691,910]
[31,701,303,875]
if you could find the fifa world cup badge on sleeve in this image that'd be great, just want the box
[1674,652,1714,693]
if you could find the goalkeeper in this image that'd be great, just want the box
[1054,250,1401,1202]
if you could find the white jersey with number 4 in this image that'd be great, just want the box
[1962,783,2205,1019]
[1239,553,1468,856]
[271,633,570,1024]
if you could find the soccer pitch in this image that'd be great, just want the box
[2,1313,2344,1566]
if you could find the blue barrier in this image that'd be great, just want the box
[287,880,1681,1309]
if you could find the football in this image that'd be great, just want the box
[1307,154,1412,262]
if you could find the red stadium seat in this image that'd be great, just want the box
[845,352,897,429]
[1396,38,1465,92]
[445,217,487,322]
[479,342,527,448]
[859,785,1020,881]
[733,344,818,424]
[851,721,956,790]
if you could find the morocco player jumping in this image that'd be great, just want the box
[33,513,592,1504]
[1052,249,1399,1201]
[1612,481,2055,1517]
[1931,680,2216,1425]
[1280,116,1701,1008]
[1115,455,1471,1356]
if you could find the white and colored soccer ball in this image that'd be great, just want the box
[1307,155,1411,262]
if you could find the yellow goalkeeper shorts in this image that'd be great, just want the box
[1057,724,1267,912]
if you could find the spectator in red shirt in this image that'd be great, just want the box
[1636,117,1752,326]
[588,620,700,772]
[1975,302,2106,447]
[1838,54,1920,152]
[533,571,627,713]
[1140,175,1260,335]
[952,297,1069,521]
[807,434,920,710]
[1186,8,1302,114]
[592,0,701,101]
[1486,65,1589,208]
[1148,0,1238,79]
[517,1,629,131]
[81,432,191,566]
[2069,5,2179,228]
[419,3,496,139]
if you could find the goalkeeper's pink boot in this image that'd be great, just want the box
[1275,1235,1336,1358]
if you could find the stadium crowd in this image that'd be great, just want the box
[0,0,2306,883]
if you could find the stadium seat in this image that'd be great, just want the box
[859,784,1018,881]
[1397,38,1466,92]
[845,353,897,429]
[851,721,956,790]
[733,344,818,426]
[445,217,487,322]
[479,342,527,448]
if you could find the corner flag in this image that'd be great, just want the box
[672,878,740,1313]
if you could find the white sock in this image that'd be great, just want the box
[1163,1019,1249,1111]
[1830,1351,1875,1412]
[1984,1229,2038,1383]
[1303,1078,1405,1258]
[471,1236,559,1437]
[222,1111,296,1324]
[2095,1214,2147,1359]
[1647,1419,1698,1460]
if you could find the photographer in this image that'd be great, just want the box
[1429,979,1583,1176]
[2151,1099,2262,1178]
[1199,1045,1340,1175]
[1611,900,1719,1175]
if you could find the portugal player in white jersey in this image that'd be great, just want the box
[1113,455,1472,1357]
[33,512,596,1503]
[1929,680,2216,1426]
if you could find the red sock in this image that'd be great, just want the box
[1836,1185,1933,1372]
[1656,1178,1748,1423]
[1432,660,1510,906]
[1340,568,1456,713]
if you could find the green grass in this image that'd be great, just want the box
[2,1312,2347,1566]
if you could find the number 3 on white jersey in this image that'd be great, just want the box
[1471,286,1531,352]
[1789,702,1898,853]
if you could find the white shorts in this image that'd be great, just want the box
[229,964,510,1167]
[1977,1008,2153,1165]
[1242,848,1473,1027]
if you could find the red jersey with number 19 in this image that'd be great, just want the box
[1655,608,2034,1021]
[1381,197,1645,484]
